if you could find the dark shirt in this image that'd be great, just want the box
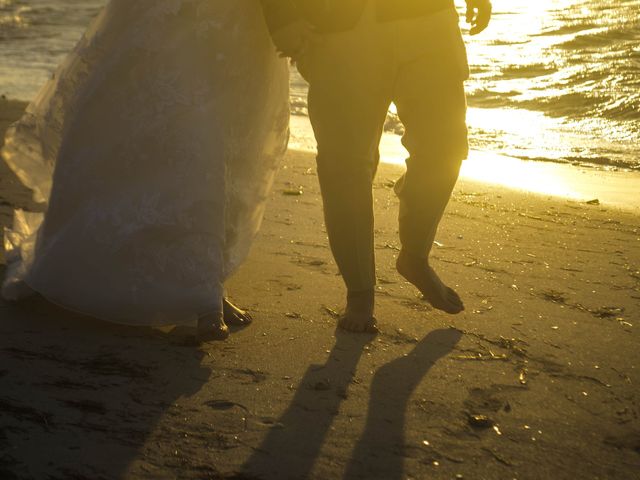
[260,0,456,34]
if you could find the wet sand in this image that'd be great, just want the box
[1,98,639,479]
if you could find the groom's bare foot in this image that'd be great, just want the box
[337,290,379,334]
[396,250,464,314]
[223,298,253,327]
[197,312,229,342]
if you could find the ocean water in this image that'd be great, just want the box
[1,0,639,170]
[0,0,104,98]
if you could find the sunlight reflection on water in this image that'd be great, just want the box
[289,0,640,170]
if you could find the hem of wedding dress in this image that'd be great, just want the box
[20,285,203,327]
[0,260,210,328]
[3,210,218,327]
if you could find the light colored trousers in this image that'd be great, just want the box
[298,4,470,293]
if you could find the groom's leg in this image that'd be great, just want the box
[392,12,469,314]
[309,89,388,293]
[308,82,389,290]
[393,67,468,259]
[304,28,393,330]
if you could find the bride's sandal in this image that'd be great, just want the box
[197,313,230,342]
[223,298,253,327]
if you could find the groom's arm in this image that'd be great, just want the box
[260,0,301,35]
[260,0,315,59]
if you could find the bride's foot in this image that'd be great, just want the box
[197,312,229,342]
[337,289,379,334]
[396,250,464,314]
[223,298,253,327]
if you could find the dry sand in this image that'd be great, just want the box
[1,98,639,479]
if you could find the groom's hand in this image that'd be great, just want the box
[270,20,316,60]
[465,0,492,35]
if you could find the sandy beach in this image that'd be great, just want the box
[1,98,639,479]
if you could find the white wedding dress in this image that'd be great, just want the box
[1,0,290,325]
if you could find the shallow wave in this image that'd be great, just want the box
[558,24,640,50]
[596,93,640,122]
[468,63,639,123]
[465,88,518,109]
[513,92,626,120]
[499,63,558,79]
[533,22,598,37]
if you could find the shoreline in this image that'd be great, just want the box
[3,97,639,212]
[290,114,640,212]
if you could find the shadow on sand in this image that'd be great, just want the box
[240,330,374,479]
[0,294,212,480]
[240,328,461,479]
[343,327,462,479]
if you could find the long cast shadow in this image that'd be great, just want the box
[343,328,462,480]
[240,330,374,479]
[0,295,212,480]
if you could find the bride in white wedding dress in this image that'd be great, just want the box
[1,0,290,340]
